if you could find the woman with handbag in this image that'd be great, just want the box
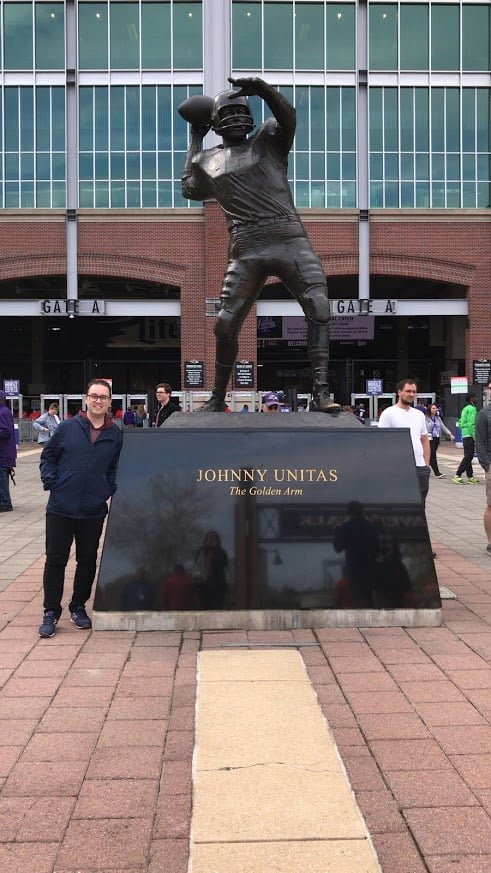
[425,402,454,478]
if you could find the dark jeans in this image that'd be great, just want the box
[456,437,475,479]
[0,466,12,509]
[43,513,105,615]
[429,437,441,476]
[416,465,431,508]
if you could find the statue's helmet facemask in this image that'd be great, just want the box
[211,91,255,136]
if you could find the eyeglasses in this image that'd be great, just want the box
[87,394,110,402]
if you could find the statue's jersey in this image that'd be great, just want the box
[184,119,298,229]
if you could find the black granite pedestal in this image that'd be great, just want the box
[93,413,441,630]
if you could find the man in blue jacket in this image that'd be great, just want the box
[38,379,123,637]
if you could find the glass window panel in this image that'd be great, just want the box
[79,88,94,152]
[79,3,108,69]
[462,182,476,207]
[369,4,397,70]
[342,181,356,207]
[401,154,414,180]
[431,89,445,152]
[232,2,261,68]
[79,181,94,207]
[142,152,156,179]
[158,181,173,206]
[20,88,34,151]
[295,181,310,206]
[142,2,170,68]
[6,183,20,207]
[158,151,172,177]
[295,3,323,70]
[463,154,475,181]
[126,88,140,151]
[327,152,340,178]
[21,182,34,207]
[414,89,429,151]
[477,183,490,208]
[37,181,51,206]
[431,153,444,179]
[384,181,398,207]
[95,153,109,179]
[126,151,140,179]
[52,89,65,151]
[173,152,185,180]
[326,4,355,70]
[111,152,125,177]
[384,153,398,180]
[36,153,51,179]
[369,89,383,151]
[369,181,383,207]
[95,182,109,207]
[311,183,325,207]
[94,88,108,151]
[173,3,202,69]
[21,152,34,180]
[111,181,125,207]
[311,153,325,178]
[310,87,325,151]
[446,89,459,152]
[52,153,65,180]
[416,152,429,180]
[400,89,413,151]
[173,88,190,150]
[157,88,172,150]
[384,89,398,151]
[110,3,139,69]
[431,181,445,207]
[4,3,33,69]
[476,90,489,152]
[446,154,460,180]
[79,154,93,179]
[415,182,429,206]
[462,90,475,152]
[446,183,460,207]
[264,3,292,69]
[5,90,20,151]
[341,88,356,151]
[5,153,19,180]
[35,89,50,151]
[296,152,309,178]
[36,3,64,69]
[401,182,414,207]
[110,88,125,149]
[431,5,459,71]
[142,87,156,150]
[462,5,490,72]
[126,182,140,207]
[400,4,428,70]
[52,181,65,206]
[342,152,356,179]
[477,155,490,182]
[142,181,156,206]
[294,87,309,150]
[370,153,383,178]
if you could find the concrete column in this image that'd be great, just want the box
[357,0,370,301]
[65,0,78,307]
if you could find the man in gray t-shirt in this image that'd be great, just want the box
[181,77,333,413]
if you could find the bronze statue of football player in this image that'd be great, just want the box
[180,77,337,412]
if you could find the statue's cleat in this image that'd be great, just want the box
[311,393,342,414]
[200,395,227,412]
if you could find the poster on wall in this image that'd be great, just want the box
[184,361,205,389]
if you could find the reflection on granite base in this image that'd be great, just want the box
[93,607,441,631]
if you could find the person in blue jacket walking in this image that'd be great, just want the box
[38,379,123,638]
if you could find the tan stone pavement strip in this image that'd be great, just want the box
[0,446,490,869]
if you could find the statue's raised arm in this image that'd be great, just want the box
[227,77,296,149]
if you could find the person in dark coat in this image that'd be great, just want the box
[38,379,123,638]
[194,531,229,609]
[0,389,16,512]
[154,383,180,426]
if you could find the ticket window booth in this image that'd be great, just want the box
[297,393,311,412]
[6,395,22,420]
[188,391,211,411]
[230,391,256,412]
[351,393,371,422]
[63,395,84,419]
[373,394,396,420]
[40,394,63,417]
[108,394,125,423]
[415,393,435,410]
